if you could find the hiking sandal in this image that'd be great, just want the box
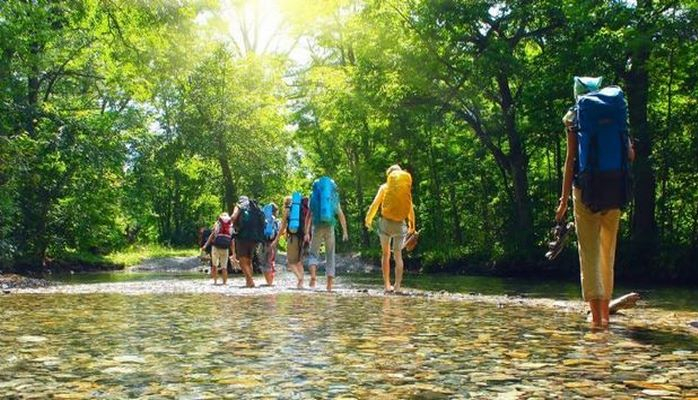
[545,221,575,260]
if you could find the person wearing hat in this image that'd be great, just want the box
[556,76,635,330]
[230,196,258,288]
[201,212,234,285]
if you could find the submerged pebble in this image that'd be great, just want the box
[1,275,697,398]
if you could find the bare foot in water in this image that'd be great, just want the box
[589,321,608,332]
[309,277,316,288]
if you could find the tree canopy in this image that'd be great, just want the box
[1,0,696,281]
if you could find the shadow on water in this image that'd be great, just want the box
[344,272,698,312]
[621,326,698,352]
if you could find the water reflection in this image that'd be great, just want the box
[1,293,697,398]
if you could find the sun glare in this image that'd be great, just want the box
[219,0,307,63]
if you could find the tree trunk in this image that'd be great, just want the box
[353,155,370,248]
[427,143,445,242]
[218,148,237,214]
[26,43,41,137]
[449,183,463,245]
[625,0,657,263]
[497,74,533,254]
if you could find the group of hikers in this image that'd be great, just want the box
[201,165,416,293]
[201,76,635,330]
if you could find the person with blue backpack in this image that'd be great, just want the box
[556,76,635,330]
[304,176,348,292]
[260,203,280,286]
[279,193,311,288]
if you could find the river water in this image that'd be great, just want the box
[1,272,697,399]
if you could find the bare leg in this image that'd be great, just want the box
[211,261,218,284]
[241,257,255,287]
[589,299,603,329]
[394,249,404,293]
[294,262,304,288]
[264,271,274,286]
[221,264,228,285]
[600,300,610,328]
[263,246,275,285]
[327,276,334,292]
[289,263,299,282]
[309,265,317,288]
[381,243,392,292]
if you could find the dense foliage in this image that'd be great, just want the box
[1,0,696,281]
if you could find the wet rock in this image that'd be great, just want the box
[642,389,677,397]
[113,355,146,364]
[0,274,53,289]
[17,335,48,343]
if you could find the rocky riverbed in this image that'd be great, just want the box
[3,277,698,399]
[0,274,53,292]
[7,272,698,339]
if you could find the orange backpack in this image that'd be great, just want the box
[381,170,412,221]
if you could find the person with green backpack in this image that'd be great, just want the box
[556,76,635,330]
[231,196,265,288]
[304,176,348,292]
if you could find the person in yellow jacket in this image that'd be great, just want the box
[365,164,416,293]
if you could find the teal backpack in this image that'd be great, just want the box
[288,192,302,234]
[310,177,337,224]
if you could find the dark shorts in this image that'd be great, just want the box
[235,239,256,259]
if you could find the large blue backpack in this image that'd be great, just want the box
[575,86,632,212]
[262,204,278,241]
[288,192,302,234]
[311,176,337,224]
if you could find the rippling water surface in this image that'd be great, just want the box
[2,289,697,399]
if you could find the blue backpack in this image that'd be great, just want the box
[288,192,302,234]
[311,176,337,224]
[575,86,632,212]
[262,204,278,241]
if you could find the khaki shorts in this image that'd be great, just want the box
[211,247,229,268]
[286,234,303,264]
[378,217,406,254]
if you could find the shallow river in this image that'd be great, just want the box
[1,272,697,399]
